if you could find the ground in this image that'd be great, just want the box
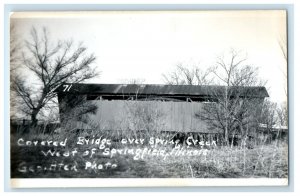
[10,131,288,178]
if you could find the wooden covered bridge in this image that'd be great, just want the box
[55,83,269,144]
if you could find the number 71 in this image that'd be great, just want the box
[63,84,72,92]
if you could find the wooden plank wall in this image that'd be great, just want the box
[87,100,210,133]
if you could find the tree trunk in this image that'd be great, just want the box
[30,108,39,127]
[231,133,235,148]
[224,85,229,146]
[224,128,229,146]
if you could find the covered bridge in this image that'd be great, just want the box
[55,83,269,142]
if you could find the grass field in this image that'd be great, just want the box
[10,131,288,178]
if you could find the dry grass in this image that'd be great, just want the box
[134,141,288,178]
[10,130,288,178]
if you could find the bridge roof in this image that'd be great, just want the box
[55,83,269,99]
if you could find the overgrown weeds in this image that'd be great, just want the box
[10,130,288,178]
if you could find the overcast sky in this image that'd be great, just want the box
[11,11,287,103]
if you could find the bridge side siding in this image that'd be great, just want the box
[87,100,212,133]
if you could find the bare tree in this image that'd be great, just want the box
[277,36,288,128]
[10,24,22,119]
[10,24,21,72]
[277,35,288,99]
[210,49,265,87]
[261,99,277,128]
[162,63,213,85]
[198,49,266,146]
[278,36,287,62]
[258,99,278,143]
[57,94,98,133]
[11,26,99,127]
[276,101,288,127]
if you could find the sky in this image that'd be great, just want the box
[10,11,287,103]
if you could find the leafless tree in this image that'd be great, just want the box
[276,101,288,127]
[277,36,288,127]
[58,95,98,133]
[162,63,213,85]
[277,35,288,99]
[258,99,278,142]
[262,100,278,128]
[198,49,266,146]
[10,24,22,119]
[11,26,99,127]
[210,49,265,87]
[10,24,21,72]
[278,36,287,62]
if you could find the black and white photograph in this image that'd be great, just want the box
[9,10,288,187]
